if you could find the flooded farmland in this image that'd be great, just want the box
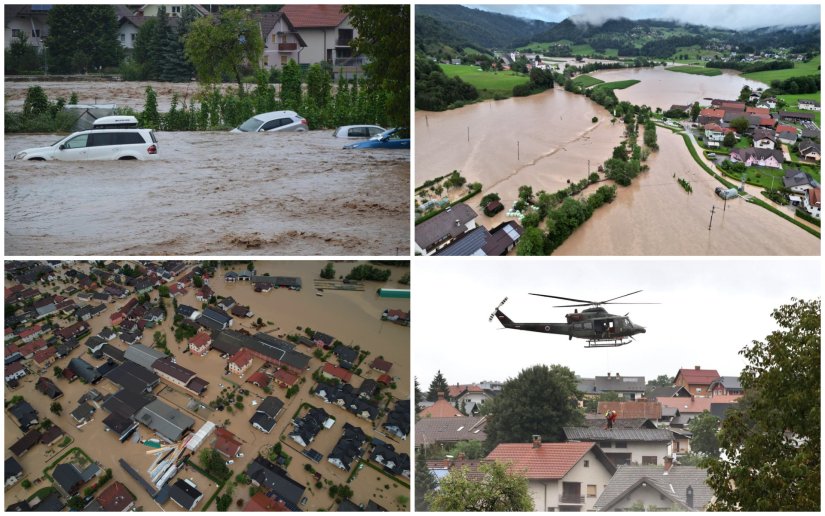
[415,89,625,220]
[555,129,820,255]
[5,131,409,255]
[589,65,767,110]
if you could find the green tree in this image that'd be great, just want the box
[690,101,700,121]
[141,86,161,129]
[427,370,449,402]
[729,116,749,135]
[706,298,820,511]
[23,86,49,117]
[415,452,437,511]
[516,226,545,256]
[343,5,410,126]
[722,131,736,148]
[645,374,674,394]
[46,5,122,73]
[184,8,263,94]
[448,439,485,459]
[428,461,535,511]
[320,262,335,280]
[50,401,62,415]
[5,33,42,74]
[484,364,583,449]
[687,410,721,457]
[216,493,232,511]
[518,185,533,202]
[414,377,424,412]
[280,59,302,109]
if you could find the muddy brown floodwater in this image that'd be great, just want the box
[5,131,409,255]
[555,129,820,255]
[589,65,767,111]
[415,89,625,227]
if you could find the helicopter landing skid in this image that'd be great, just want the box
[585,339,632,348]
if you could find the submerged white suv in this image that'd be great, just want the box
[14,128,159,161]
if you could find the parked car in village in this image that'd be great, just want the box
[343,127,410,149]
[231,110,308,133]
[13,128,159,161]
[332,125,385,139]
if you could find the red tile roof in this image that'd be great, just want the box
[699,108,725,119]
[597,401,661,420]
[33,346,56,364]
[280,4,347,28]
[96,481,135,511]
[419,399,463,418]
[775,124,798,135]
[759,117,776,127]
[486,441,597,479]
[229,349,253,368]
[703,123,723,132]
[189,332,211,348]
[322,363,352,382]
[272,368,299,386]
[746,106,770,116]
[214,428,242,458]
[676,367,720,385]
[377,374,392,385]
[809,187,821,207]
[370,357,393,373]
[244,491,289,512]
[657,396,713,413]
[246,371,270,387]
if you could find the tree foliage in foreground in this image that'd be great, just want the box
[426,370,449,402]
[706,298,820,511]
[484,364,582,449]
[427,461,534,511]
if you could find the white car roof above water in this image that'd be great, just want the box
[252,110,302,121]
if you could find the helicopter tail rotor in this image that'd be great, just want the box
[488,297,508,322]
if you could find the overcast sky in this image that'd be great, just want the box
[465,4,821,31]
[414,259,821,388]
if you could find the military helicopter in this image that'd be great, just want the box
[489,290,656,348]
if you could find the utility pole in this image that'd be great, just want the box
[708,205,716,231]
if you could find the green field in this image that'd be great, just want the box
[743,55,821,85]
[775,91,822,126]
[593,80,641,92]
[440,64,530,96]
[571,75,605,88]
[669,45,723,63]
[666,65,722,77]
[517,40,619,58]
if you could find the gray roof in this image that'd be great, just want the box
[415,203,478,251]
[105,360,159,392]
[648,385,691,398]
[152,358,196,384]
[123,344,165,370]
[435,226,490,256]
[102,388,153,418]
[69,357,102,383]
[415,416,488,445]
[594,375,646,393]
[169,479,202,510]
[582,416,657,429]
[212,330,311,371]
[134,399,194,442]
[258,396,285,418]
[708,376,741,390]
[593,465,714,511]
[246,457,305,507]
[783,169,817,189]
[563,427,674,442]
[249,276,302,287]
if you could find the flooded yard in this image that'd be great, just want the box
[5,131,409,255]
[554,129,820,255]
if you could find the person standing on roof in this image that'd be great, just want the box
[606,410,618,430]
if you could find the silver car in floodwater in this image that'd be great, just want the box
[231,110,308,133]
[13,129,159,161]
[332,125,386,138]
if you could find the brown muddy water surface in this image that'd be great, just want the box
[5,131,409,255]
[555,129,820,255]
[416,89,624,224]
[589,65,767,111]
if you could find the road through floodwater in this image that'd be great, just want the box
[5,131,409,255]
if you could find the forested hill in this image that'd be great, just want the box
[415,5,555,51]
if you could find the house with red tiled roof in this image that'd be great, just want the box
[272,368,299,388]
[94,480,135,512]
[745,106,770,116]
[244,491,288,511]
[418,392,463,418]
[18,325,44,343]
[280,4,362,77]
[228,349,253,376]
[33,346,57,367]
[486,437,616,511]
[597,401,662,421]
[369,357,393,374]
[805,187,821,219]
[213,427,242,459]
[321,363,352,383]
[246,371,270,389]
[188,332,212,356]
[447,384,491,414]
[674,366,720,397]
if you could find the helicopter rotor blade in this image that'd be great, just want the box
[552,303,597,308]
[530,293,597,304]
[601,290,643,304]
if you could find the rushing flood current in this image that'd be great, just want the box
[5,131,409,255]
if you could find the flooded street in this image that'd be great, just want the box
[555,129,820,255]
[4,260,410,511]
[5,131,409,255]
[589,65,767,110]
[5,80,233,112]
[415,89,625,220]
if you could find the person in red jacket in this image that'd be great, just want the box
[605,410,618,430]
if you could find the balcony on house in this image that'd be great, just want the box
[336,29,354,47]
[278,42,298,52]
[560,482,584,505]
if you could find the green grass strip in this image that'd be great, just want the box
[666,65,722,76]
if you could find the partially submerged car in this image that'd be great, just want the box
[332,125,385,139]
[343,127,410,149]
[13,128,158,161]
[231,110,307,133]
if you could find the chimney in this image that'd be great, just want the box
[437,391,445,401]
[616,372,620,379]
[686,486,694,508]
[694,365,700,370]
[663,455,673,474]
[607,372,611,378]
[532,435,541,448]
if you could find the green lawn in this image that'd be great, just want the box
[440,64,530,96]
[666,65,722,77]
[743,55,821,85]
[571,75,605,88]
[774,91,821,126]
[593,80,641,92]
